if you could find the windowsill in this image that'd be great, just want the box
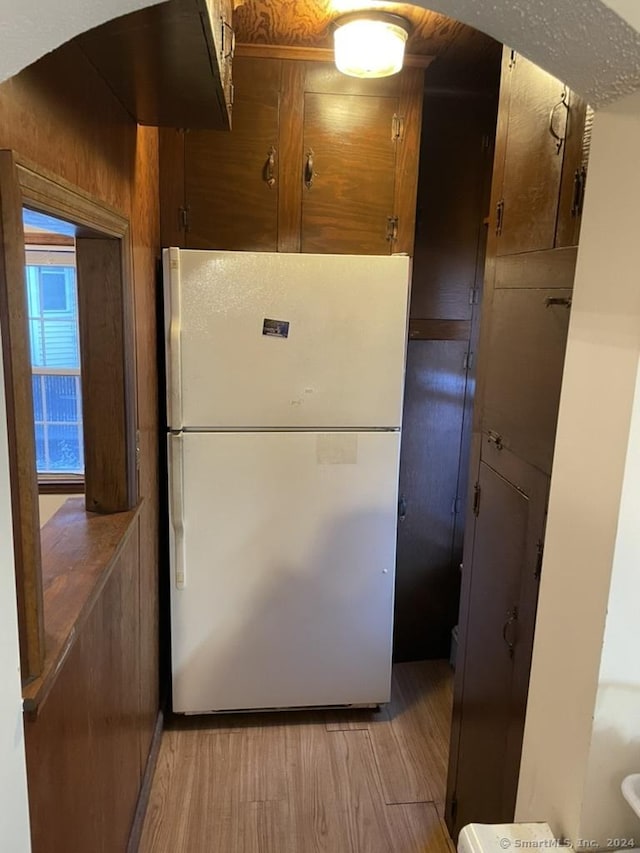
[38,478,85,495]
[22,496,141,718]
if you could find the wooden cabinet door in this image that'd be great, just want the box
[394,340,468,661]
[481,268,574,474]
[301,91,398,254]
[496,52,566,256]
[555,94,593,248]
[184,57,281,250]
[446,455,547,836]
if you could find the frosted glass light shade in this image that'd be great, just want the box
[334,13,410,79]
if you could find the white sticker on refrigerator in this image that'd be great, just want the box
[316,434,358,465]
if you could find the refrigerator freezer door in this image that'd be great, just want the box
[169,430,400,713]
[164,249,410,430]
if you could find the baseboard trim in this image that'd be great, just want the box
[127,709,164,853]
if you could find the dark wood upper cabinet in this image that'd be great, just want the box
[77,0,233,129]
[301,91,398,254]
[185,58,281,251]
[493,50,592,256]
[159,56,424,254]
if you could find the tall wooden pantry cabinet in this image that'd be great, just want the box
[445,47,593,836]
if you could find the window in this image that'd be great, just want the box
[25,245,84,478]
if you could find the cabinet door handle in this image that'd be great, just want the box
[544,296,572,309]
[502,606,519,658]
[263,146,276,188]
[495,199,504,236]
[571,166,587,217]
[549,89,569,154]
[304,150,315,189]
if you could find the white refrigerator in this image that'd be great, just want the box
[164,248,410,714]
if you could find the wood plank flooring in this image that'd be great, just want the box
[138,661,454,853]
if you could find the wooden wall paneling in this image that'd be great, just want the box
[0,149,44,681]
[236,43,434,70]
[76,236,137,512]
[0,43,134,215]
[394,67,424,256]
[497,52,565,256]
[394,339,468,661]
[277,61,305,252]
[408,319,471,341]
[184,57,281,250]
[159,128,186,248]
[300,90,398,254]
[131,124,161,771]
[411,94,496,320]
[25,524,141,853]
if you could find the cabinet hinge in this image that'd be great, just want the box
[386,216,399,243]
[535,539,544,579]
[135,429,141,470]
[179,205,191,232]
[472,482,481,517]
[468,287,479,305]
[463,350,474,371]
[508,49,517,69]
[481,133,490,150]
[392,114,405,141]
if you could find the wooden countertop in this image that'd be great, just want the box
[23,497,140,717]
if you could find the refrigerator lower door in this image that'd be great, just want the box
[169,430,400,713]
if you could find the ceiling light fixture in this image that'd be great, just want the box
[333,12,411,79]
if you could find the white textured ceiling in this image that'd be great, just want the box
[0,0,639,105]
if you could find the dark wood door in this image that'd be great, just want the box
[301,91,398,254]
[482,282,573,474]
[497,53,565,256]
[184,57,281,250]
[447,456,546,835]
[394,339,468,661]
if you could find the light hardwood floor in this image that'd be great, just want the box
[138,660,454,853]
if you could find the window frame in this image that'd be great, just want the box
[0,149,138,683]
[26,245,85,484]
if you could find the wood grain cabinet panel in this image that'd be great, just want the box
[493,50,592,256]
[481,285,573,475]
[301,92,398,254]
[160,56,424,254]
[446,456,547,836]
[185,58,281,250]
[496,52,566,256]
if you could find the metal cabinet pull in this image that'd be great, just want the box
[545,296,572,309]
[304,150,315,189]
[263,146,276,188]
[571,166,587,217]
[398,495,407,522]
[549,88,569,154]
[495,199,504,236]
[487,430,504,451]
[502,606,519,658]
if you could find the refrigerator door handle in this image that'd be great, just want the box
[169,433,187,589]
[167,247,183,429]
